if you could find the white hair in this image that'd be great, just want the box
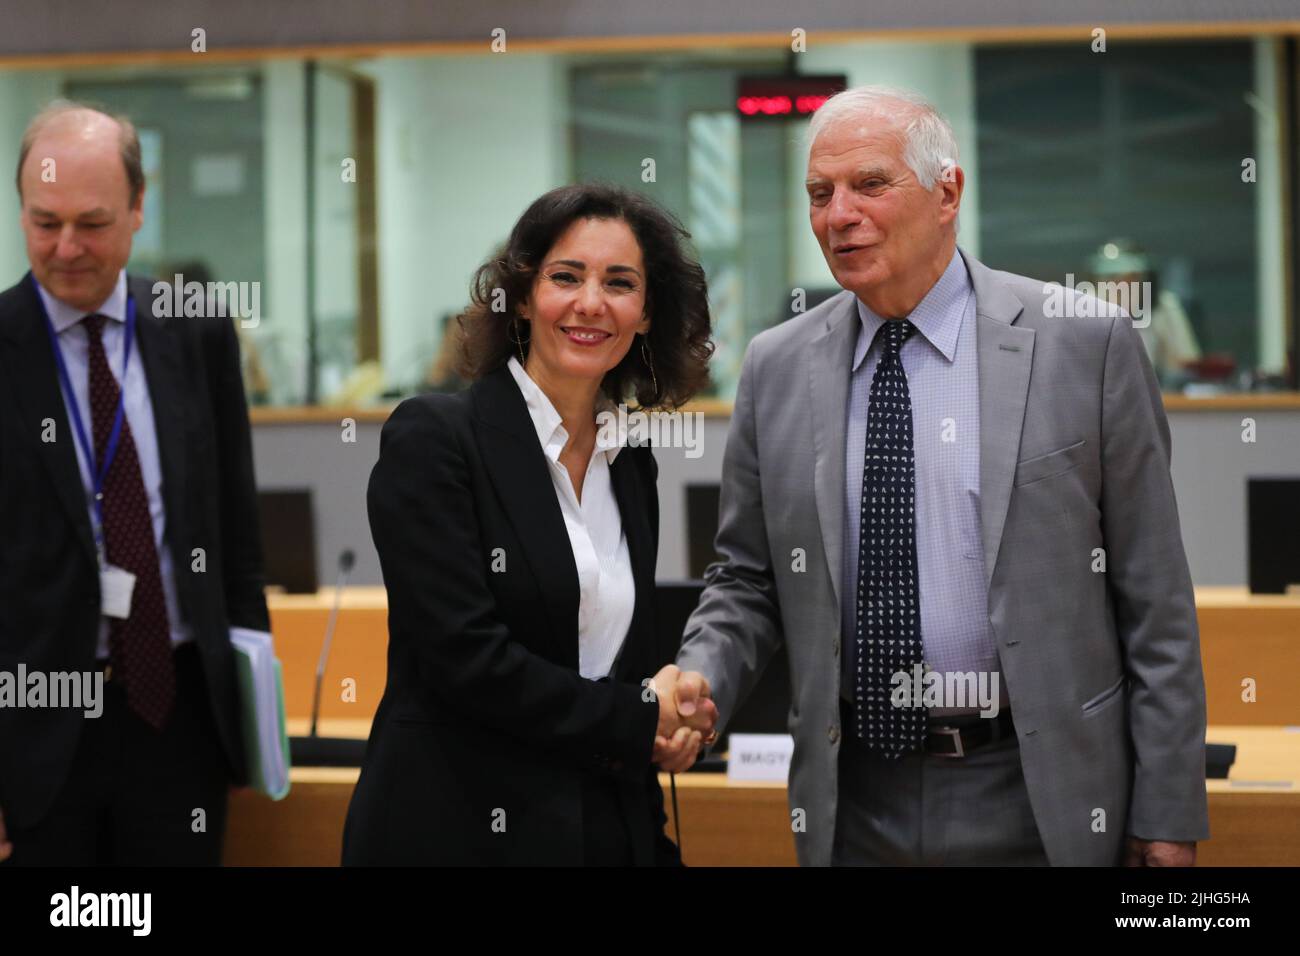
[806,85,959,191]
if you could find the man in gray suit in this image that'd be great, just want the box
[668,85,1209,866]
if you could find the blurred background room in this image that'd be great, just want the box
[4,0,1297,866]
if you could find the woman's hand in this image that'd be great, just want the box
[649,663,718,773]
[0,806,11,862]
[654,725,703,774]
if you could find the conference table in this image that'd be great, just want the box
[222,586,1300,866]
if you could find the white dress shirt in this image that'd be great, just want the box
[37,270,191,657]
[506,356,635,679]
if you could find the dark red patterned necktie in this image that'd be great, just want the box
[83,313,175,730]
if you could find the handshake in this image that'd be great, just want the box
[647,664,718,773]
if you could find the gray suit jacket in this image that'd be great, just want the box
[676,247,1210,866]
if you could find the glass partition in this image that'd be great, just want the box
[0,34,1292,406]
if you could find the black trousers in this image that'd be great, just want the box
[2,641,232,866]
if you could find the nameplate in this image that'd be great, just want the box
[727,733,794,783]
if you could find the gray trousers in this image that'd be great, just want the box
[832,720,1049,866]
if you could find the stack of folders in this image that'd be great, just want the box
[230,627,291,800]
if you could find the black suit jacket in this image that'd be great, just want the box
[342,365,681,866]
[0,272,269,829]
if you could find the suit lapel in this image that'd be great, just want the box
[808,292,858,627]
[131,274,189,573]
[962,249,1034,588]
[811,253,1034,600]
[471,366,580,663]
[0,273,97,565]
[609,450,653,682]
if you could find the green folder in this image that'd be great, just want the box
[230,628,291,800]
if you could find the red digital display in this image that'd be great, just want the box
[735,75,846,120]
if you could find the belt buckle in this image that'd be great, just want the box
[929,725,965,758]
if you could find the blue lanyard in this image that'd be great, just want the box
[34,277,136,565]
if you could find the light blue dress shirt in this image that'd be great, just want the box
[37,271,191,657]
[840,249,1007,715]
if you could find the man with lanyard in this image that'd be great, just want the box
[0,102,269,865]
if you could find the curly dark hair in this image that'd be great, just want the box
[456,182,714,409]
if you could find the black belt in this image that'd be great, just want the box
[840,698,1016,758]
[924,710,1016,757]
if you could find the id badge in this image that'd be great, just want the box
[100,564,136,619]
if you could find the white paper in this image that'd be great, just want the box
[99,565,136,619]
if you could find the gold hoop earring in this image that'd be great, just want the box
[640,334,658,399]
[508,317,530,364]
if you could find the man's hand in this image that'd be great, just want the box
[648,664,717,773]
[0,807,11,862]
[1124,837,1196,867]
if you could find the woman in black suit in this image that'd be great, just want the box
[342,183,715,866]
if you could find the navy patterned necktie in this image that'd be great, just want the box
[852,318,926,756]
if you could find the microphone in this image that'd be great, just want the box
[289,548,368,767]
[311,548,354,737]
